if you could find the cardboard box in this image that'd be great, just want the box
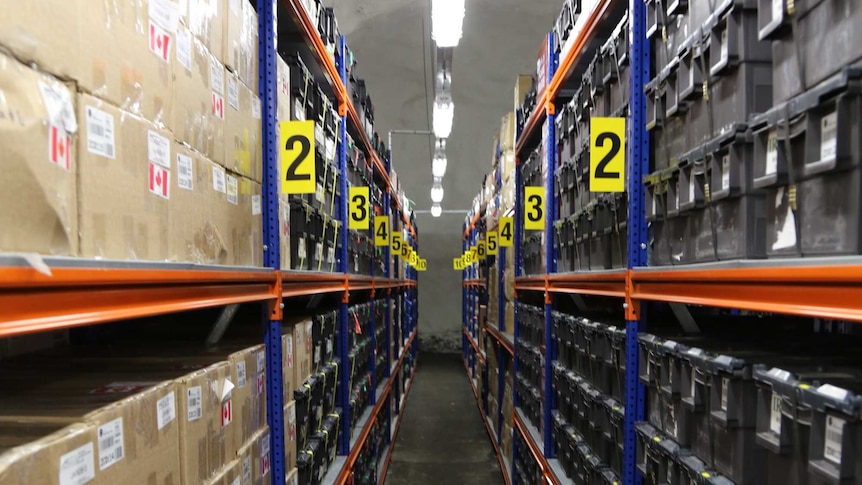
[478,305,487,327]
[500,173,515,214]
[500,149,516,182]
[227,345,268,456]
[284,401,297,472]
[0,52,78,256]
[77,93,171,261]
[0,422,98,484]
[514,74,533,111]
[238,427,270,485]
[276,56,291,122]
[224,69,262,182]
[0,0,81,81]
[282,332,296,401]
[206,459,241,485]
[172,28,226,165]
[77,0,174,130]
[226,0,258,94]
[499,112,517,151]
[504,301,515,334]
[226,173,263,266]
[292,319,313,387]
[186,0,227,65]
[286,467,298,485]
[169,143,230,264]
[176,362,232,485]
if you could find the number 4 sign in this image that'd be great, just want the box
[590,117,626,193]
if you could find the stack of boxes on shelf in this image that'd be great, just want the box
[0,338,272,484]
[1,0,263,266]
[486,342,515,461]
[644,0,862,264]
[636,322,862,485]
[553,13,631,273]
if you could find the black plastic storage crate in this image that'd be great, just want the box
[799,377,862,485]
[750,67,862,258]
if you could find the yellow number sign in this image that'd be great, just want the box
[524,187,545,230]
[499,217,514,247]
[280,120,316,194]
[374,216,389,246]
[590,117,626,192]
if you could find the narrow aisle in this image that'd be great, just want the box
[385,353,504,484]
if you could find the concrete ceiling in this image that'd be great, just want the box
[328,0,561,351]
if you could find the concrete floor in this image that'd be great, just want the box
[385,353,504,484]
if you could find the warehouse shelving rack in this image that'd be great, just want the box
[0,2,418,485]
[462,0,862,483]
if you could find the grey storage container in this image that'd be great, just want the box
[679,454,737,485]
[800,379,862,485]
[636,421,665,483]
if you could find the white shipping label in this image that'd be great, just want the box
[294,99,306,121]
[213,166,227,193]
[690,373,697,399]
[315,242,323,261]
[824,414,845,465]
[176,27,192,72]
[252,98,261,120]
[765,130,779,176]
[327,247,335,264]
[230,0,240,14]
[211,60,225,95]
[689,171,695,202]
[720,29,729,65]
[187,386,203,421]
[148,130,171,168]
[286,335,294,367]
[674,180,680,209]
[149,0,180,32]
[770,392,783,435]
[227,175,239,205]
[177,154,194,190]
[820,111,838,163]
[59,442,96,485]
[243,456,252,484]
[721,377,729,411]
[261,432,271,476]
[773,0,784,22]
[39,81,77,132]
[722,155,731,191]
[252,195,262,215]
[237,361,247,388]
[257,351,266,373]
[316,183,325,203]
[230,478,241,485]
[298,238,306,259]
[86,106,116,159]
[228,77,240,110]
[156,391,177,430]
[97,418,124,470]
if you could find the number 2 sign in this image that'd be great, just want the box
[279,120,316,194]
[590,117,626,193]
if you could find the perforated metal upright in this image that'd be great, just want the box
[623,1,648,483]
[257,1,286,483]
[336,34,352,457]
[541,32,558,458]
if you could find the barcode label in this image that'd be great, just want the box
[156,391,177,430]
[148,0,180,32]
[148,130,171,168]
[243,456,252,484]
[252,195,262,215]
[820,111,838,163]
[227,175,238,205]
[720,28,728,65]
[176,27,192,72]
[86,106,116,159]
[257,351,266,373]
[286,335,294,367]
[187,386,202,421]
[237,361,247,388]
[824,414,845,465]
[211,60,225,95]
[721,155,731,190]
[260,432,271,476]
[720,377,729,411]
[298,238,306,259]
[252,98,261,119]
[97,418,124,470]
[213,166,227,193]
[228,77,240,111]
[177,154,194,190]
[770,392,782,435]
[59,442,96,485]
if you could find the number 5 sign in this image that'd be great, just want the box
[279,120,316,194]
[590,117,626,193]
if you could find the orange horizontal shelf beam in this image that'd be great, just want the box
[0,265,278,338]
[548,0,615,100]
[463,327,484,364]
[514,91,548,157]
[514,412,560,485]
[515,271,626,298]
[464,359,512,485]
[631,263,862,321]
[484,322,514,356]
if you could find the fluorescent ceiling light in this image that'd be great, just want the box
[430,183,444,203]
[432,0,466,47]
[433,96,454,138]
[432,154,447,178]
[431,204,442,217]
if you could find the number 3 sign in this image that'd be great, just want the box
[590,117,626,193]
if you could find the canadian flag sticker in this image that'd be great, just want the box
[148,20,171,62]
[49,125,71,171]
[212,92,225,120]
[148,163,170,199]
[221,399,233,428]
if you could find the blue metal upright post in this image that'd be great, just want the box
[385,153,392,380]
[624,1,648,483]
[336,35,351,457]
[542,32,558,458]
[258,0,285,483]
